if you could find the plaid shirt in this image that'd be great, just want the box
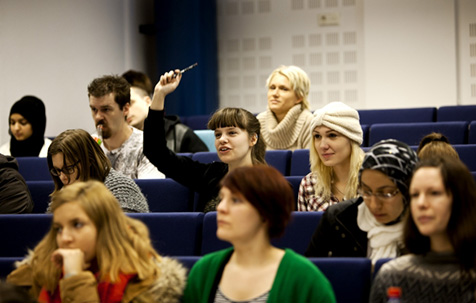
[297,172,340,211]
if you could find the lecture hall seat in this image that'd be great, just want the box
[358,107,436,125]
[436,105,476,122]
[16,157,51,181]
[134,178,193,212]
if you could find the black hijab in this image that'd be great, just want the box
[8,96,47,157]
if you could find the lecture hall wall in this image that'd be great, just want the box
[0,0,475,146]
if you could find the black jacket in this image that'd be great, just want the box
[305,197,368,257]
[0,154,34,213]
[164,115,208,153]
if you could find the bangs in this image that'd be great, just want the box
[207,108,247,130]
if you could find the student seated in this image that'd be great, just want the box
[305,139,419,263]
[144,69,267,212]
[417,132,459,160]
[47,129,149,213]
[298,101,365,211]
[7,181,186,302]
[183,166,336,302]
[370,156,476,302]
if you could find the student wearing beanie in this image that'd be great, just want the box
[298,101,365,211]
[305,139,419,264]
[257,65,314,151]
[0,96,51,157]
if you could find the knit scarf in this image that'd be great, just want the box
[38,272,136,303]
[259,105,308,150]
[356,203,403,264]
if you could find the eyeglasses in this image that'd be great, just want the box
[50,161,79,177]
[358,188,400,201]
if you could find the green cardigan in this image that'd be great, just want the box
[183,247,336,303]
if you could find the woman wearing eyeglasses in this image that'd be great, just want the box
[305,139,419,264]
[47,129,148,213]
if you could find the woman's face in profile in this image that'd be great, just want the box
[360,169,404,224]
[10,113,33,141]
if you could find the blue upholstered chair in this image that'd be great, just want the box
[285,176,304,209]
[27,181,55,213]
[437,105,476,122]
[373,257,393,280]
[16,157,51,181]
[134,179,193,212]
[200,211,323,256]
[184,114,211,130]
[453,144,476,171]
[309,257,372,303]
[128,213,204,256]
[290,149,310,176]
[0,257,22,279]
[358,107,436,125]
[368,122,469,146]
[468,121,476,144]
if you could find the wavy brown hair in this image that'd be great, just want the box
[31,181,161,292]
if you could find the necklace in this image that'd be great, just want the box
[333,183,345,196]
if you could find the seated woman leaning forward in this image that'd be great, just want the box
[7,181,186,303]
[298,101,365,211]
[183,165,336,303]
[47,129,148,213]
[305,139,419,263]
[370,156,476,303]
[143,69,266,212]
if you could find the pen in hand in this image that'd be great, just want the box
[173,62,198,78]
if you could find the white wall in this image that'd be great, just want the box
[0,0,154,147]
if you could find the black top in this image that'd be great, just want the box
[305,197,368,257]
[144,109,227,212]
[0,154,34,213]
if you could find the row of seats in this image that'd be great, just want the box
[0,211,322,258]
[15,144,476,182]
[195,120,476,148]
[182,105,476,130]
[0,255,380,303]
[25,176,303,213]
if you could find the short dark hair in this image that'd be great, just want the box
[87,75,130,110]
[404,156,476,271]
[121,70,153,95]
[220,165,294,238]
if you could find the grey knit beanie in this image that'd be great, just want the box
[311,102,363,145]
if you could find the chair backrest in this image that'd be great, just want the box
[184,114,211,130]
[290,149,310,176]
[128,213,204,256]
[26,181,55,213]
[453,144,476,171]
[437,105,476,122]
[194,130,216,152]
[472,172,476,183]
[361,124,370,147]
[173,256,201,270]
[285,176,304,209]
[192,151,220,164]
[201,211,323,255]
[358,107,436,125]
[309,257,371,303]
[265,150,292,176]
[16,157,51,181]
[468,121,476,144]
[368,122,469,146]
[0,214,52,257]
[134,179,193,212]
[0,257,23,279]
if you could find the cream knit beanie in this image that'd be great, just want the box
[311,102,363,145]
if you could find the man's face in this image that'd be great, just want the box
[127,87,151,129]
[89,92,129,139]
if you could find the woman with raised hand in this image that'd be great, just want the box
[257,65,314,151]
[143,69,266,212]
[7,181,186,302]
[0,96,51,157]
[183,165,336,303]
[370,156,476,302]
[298,101,365,211]
[47,129,148,213]
[305,139,419,264]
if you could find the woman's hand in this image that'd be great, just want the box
[51,248,89,278]
[150,69,182,111]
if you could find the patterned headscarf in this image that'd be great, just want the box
[359,139,419,204]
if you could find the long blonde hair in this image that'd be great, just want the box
[309,139,364,201]
[31,181,161,292]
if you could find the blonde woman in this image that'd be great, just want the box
[257,65,314,151]
[298,102,365,211]
[7,181,186,302]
